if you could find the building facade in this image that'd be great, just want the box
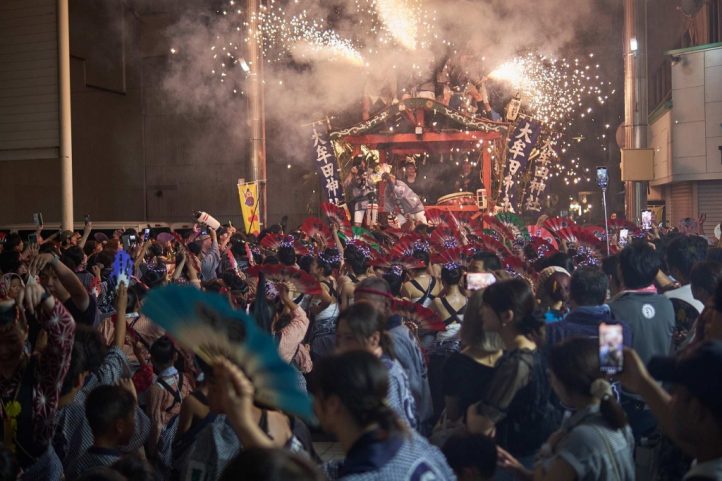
[645,0,722,231]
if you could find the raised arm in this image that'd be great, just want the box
[213,359,275,449]
[114,282,128,348]
[22,282,76,442]
[30,253,90,311]
[79,221,92,249]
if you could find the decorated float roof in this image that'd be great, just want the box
[329,98,510,155]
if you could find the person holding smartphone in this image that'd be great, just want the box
[497,338,634,481]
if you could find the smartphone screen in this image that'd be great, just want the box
[596,167,609,189]
[143,228,151,241]
[641,210,652,230]
[466,272,496,291]
[619,228,629,246]
[599,323,624,374]
[33,213,43,227]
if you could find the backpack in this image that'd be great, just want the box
[496,350,562,457]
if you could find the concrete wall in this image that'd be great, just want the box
[669,46,722,181]
[0,0,313,229]
[648,109,672,184]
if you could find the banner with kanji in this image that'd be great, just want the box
[499,117,542,212]
[311,124,345,205]
[522,134,558,213]
[238,181,260,235]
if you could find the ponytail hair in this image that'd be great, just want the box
[311,351,405,435]
[549,337,628,430]
[337,303,396,359]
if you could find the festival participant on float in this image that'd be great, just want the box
[381,173,427,227]
[334,303,417,428]
[0,277,75,480]
[401,159,433,205]
[454,161,482,193]
[354,277,434,431]
[401,249,441,308]
[211,353,456,481]
[497,338,635,481]
[466,279,557,472]
[344,156,376,228]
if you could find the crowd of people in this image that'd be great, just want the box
[0,207,721,481]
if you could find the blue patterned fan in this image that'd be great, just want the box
[141,285,314,421]
[111,250,134,292]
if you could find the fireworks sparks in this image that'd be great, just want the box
[375,0,421,50]
[488,53,614,191]
[488,53,611,131]
[169,1,616,204]
[257,4,366,66]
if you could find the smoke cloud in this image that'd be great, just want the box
[161,0,617,166]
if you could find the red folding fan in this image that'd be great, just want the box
[246,264,322,295]
[390,299,446,332]
[321,202,350,228]
[300,217,334,248]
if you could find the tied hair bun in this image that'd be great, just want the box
[521,311,546,330]
[590,378,613,400]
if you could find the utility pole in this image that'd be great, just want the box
[247,0,267,227]
[58,0,74,229]
[623,0,648,222]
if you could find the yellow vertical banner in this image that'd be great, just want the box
[238,181,261,235]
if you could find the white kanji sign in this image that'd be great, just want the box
[325,177,340,197]
[320,162,336,178]
[534,165,550,179]
[508,139,527,160]
[316,144,332,163]
[515,122,533,143]
[508,159,522,176]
